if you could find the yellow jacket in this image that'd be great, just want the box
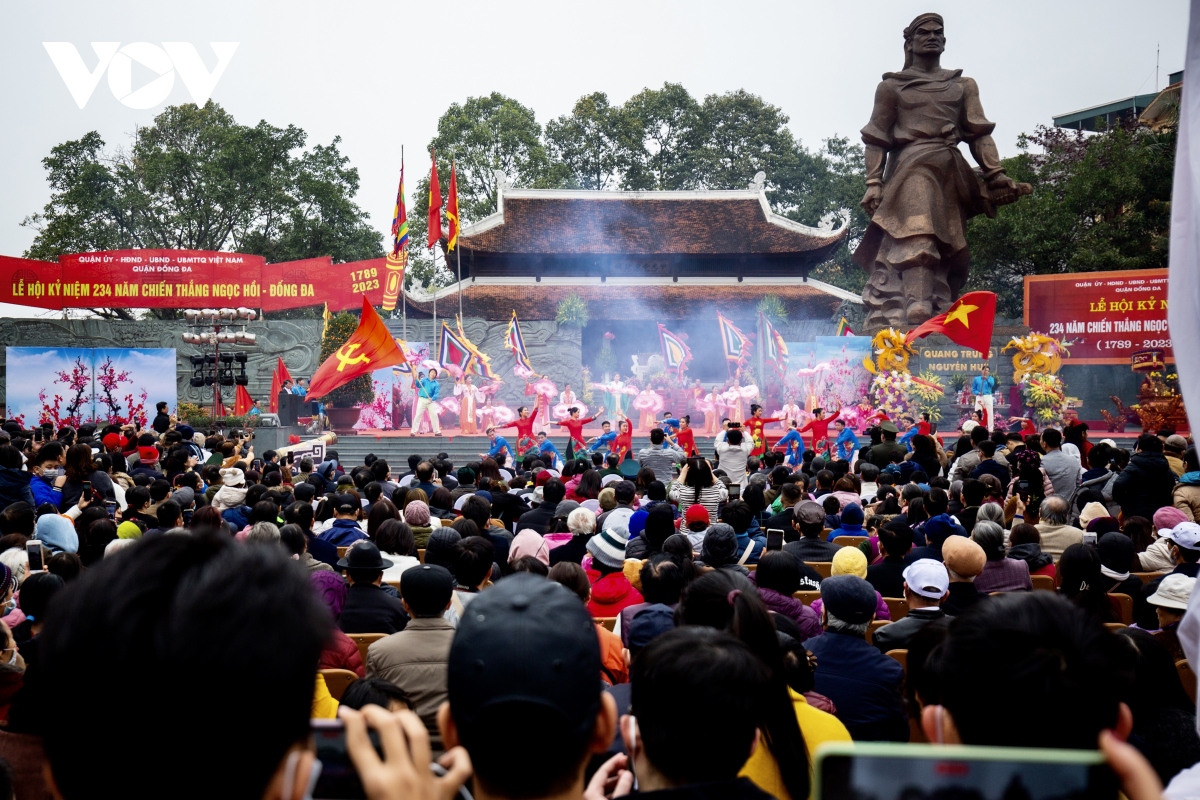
[740,690,852,800]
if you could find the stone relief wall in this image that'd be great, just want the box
[0,317,582,412]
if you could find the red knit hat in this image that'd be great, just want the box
[102,433,123,450]
[138,446,159,464]
[684,504,710,525]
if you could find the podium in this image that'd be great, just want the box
[277,391,303,426]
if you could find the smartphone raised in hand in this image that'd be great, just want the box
[766,529,785,551]
[26,541,46,573]
[815,742,1117,800]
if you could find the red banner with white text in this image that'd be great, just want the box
[1024,269,1172,365]
[0,249,386,312]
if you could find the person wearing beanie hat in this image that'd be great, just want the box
[804,575,907,742]
[212,468,248,513]
[508,529,551,568]
[811,547,892,622]
[1147,573,1195,661]
[1164,435,1189,477]
[907,513,969,563]
[35,514,79,555]
[827,502,865,541]
[1135,520,1200,629]
[941,535,987,617]
[403,498,432,524]
[585,524,643,617]
[171,486,195,512]
[366,564,457,747]
[117,520,144,540]
[423,528,462,574]
[1078,501,1111,530]
[698,523,741,573]
[1141,506,1193,573]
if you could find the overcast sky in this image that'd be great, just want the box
[0,0,1189,316]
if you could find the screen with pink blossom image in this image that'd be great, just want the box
[5,346,177,428]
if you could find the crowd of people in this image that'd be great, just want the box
[0,408,1191,799]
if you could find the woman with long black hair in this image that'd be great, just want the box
[669,457,727,518]
[677,569,850,799]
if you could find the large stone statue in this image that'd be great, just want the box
[853,13,1030,329]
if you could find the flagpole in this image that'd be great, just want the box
[432,249,438,361]
[457,244,462,323]
[401,144,407,342]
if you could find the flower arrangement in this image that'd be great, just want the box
[1022,372,1068,425]
[353,377,395,430]
[908,371,946,422]
[870,370,914,419]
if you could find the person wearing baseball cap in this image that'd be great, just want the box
[365,564,456,748]
[873,559,949,653]
[784,500,842,563]
[317,493,367,547]
[440,573,617,799]
[1164,434,1189,477]
[1137,521,1200,630]
[941,535,988,617]
[805,575,908,742]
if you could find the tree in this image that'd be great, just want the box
[794,136,870,296]
[966,123,1176,316]
[620,82,705,190]
[398,94,554,304]
[320,311,374,407]
[21,101,382,319]
[545,92,641,190]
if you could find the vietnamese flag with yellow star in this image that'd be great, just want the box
[307,296,408,400]
[905,291,998,356]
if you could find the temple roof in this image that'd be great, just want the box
[401,275,858,321]
[459,187,847,257]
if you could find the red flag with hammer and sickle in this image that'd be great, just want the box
[307,296,408,400]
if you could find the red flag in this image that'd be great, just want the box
[446,162,460,251]
[234,384,253,416]
[307,296,409,400]
[427,151,442,250]
[276,356,293,385]
[905,291,998,356]
[215,392,227,418]
[269,365,281,414]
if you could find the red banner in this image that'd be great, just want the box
[0,249,386,312]
[1024,269,1172,365]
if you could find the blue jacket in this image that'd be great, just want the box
[804,630,908,742]
[488,437,514,460]
[538,441,562,464]
[835,428,859,462]
[772,431,801,462]
[589,431,616,452]
[0,468,35,512]
[899,426,918,451]
[971,375,996,396]
[29,475,62,508]
[417,377,440,401]
[319,518,368,546]
[734,531,768,564]
[307,533,340,568]
[222,505,252,531]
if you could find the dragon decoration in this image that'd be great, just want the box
[861,328,945,419]
[1003,333,1071,425]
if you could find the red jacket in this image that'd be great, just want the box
[586,570,644,618]
[319,629,365,677]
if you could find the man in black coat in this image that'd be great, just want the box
[337,543,409,634]
[1112,434,1177,521]
[516,479,566,535]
